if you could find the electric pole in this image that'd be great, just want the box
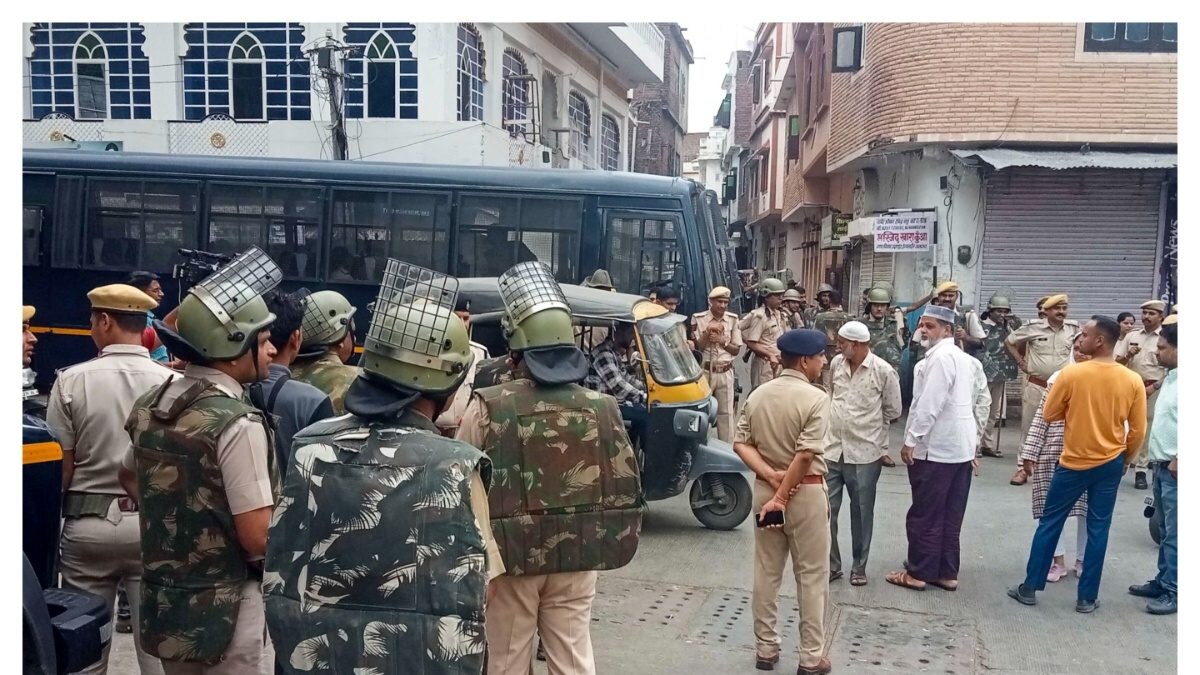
[306,30,357,160]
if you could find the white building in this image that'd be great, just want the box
[22,22,664,170]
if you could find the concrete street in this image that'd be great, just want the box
[107,418,1175,674]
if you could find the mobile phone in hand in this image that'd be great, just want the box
[756,510,785,528]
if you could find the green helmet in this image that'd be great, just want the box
[866,287,893,304]
[300,290,356,350]
[817,283,835,295]
[359,261,471,394]
[782,289,803,303]
[988,294,1012,310]
[175,246,281,361]
[499,261,576,351]
[760,277,786,295]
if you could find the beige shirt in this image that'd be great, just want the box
[435,341,490,433]
[691,310,743,368]
[1006,319,1081,379]
[741,306,784,359]
[121,364,274,517]
[48,344,175,495]
[1116,327,1166,382]
[733,368,829,476]
[826,352,902,464]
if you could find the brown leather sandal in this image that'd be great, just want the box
[885,570,926,591]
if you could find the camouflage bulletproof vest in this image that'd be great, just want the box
[813,309,851,358]
[979,316,1022,383]
[473,355,514,390]
[125,378,266,664]
[264,409,490,674]
[292,352,360,415]
[862,316,902,371]
[476,379,645,576]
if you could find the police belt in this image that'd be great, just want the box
[62,491,138,517]
[703,362,734,374]
[1027,375,1050,388]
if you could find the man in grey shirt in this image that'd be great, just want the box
[261,290,335,475]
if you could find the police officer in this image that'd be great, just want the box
[803,283,835,325]
[291,290,360,414]
[1116,299,1169,489]
[120,247,281,674]
[735,329,832,675]
[48,285,175,675]
[456,261,645,675]
[1004,293,1079,486]
[265,260,502,673]
[908,281,986,362]
[692,286,743,442]
[977,293,1022,458]
[436,296,491,436]
[782,289,806,329]
[862,287,903,372]
[743,278,787,392]
[812,290,851,387]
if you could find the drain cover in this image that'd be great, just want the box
[591,579,708,634]
[831,604,979,673]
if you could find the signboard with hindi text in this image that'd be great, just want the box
[873,212,934,252]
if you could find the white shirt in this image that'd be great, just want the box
[826,352,902,464]
[904,338,981,463]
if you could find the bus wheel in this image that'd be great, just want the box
[690,473,752,530]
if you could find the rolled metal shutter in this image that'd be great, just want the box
[980,168,1165,323]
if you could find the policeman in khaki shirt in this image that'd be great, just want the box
[742,277,787,393]
[1116,299,1169,490]
[691,286,743,442]
[734,329,833,675]
[1005,293,1079,486]
[47,284,174,675]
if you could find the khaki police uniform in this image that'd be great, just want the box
[121,365,276,675]
[734,369,830,668]
[46,285,174,675]
[1006,317,1080,440]
[434,340,489,435]
[741,307,785,393]
[692,308,742,442]
[1116,325,1167,470]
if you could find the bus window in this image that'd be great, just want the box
[606,212,682,295]
[331,189,450,282]
[207,183,322,280]
[86,179,199,273]
[23,206,43,266]
[456,194,581,281]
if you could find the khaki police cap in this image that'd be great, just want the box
[22,305,35,323]
[708,286,732,300]
[88,284,158,315]
[1141,300,1167,313]
[1162,314,1178,326]
[935,280,960,295]
[1042,294,1069,309]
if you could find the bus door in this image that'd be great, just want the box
[601,210,690,308]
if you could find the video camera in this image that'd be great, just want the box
[173,248,232,287]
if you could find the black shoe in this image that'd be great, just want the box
[1135,472,1148,490]
[756,654,779,671]
[1147,592,1177,615]
[1076,599,1098,614]
[1129,580,1165,598]
[1006,583,1037,606]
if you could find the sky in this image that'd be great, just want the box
[681,23,759,134]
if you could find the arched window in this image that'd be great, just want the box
[457,24,484,122]
[229,32,265,120]
[600,114,621,171]
[74,32,108,119]
[502,48,531,136]
[568,90,591,159]
[365,31,399,118]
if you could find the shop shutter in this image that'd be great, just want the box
[980,168,1165,324]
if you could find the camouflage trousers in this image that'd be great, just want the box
[485,572,598,675]
[160,580,272,675]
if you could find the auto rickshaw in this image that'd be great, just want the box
[458,278,753,530]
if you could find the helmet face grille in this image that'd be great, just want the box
[194,246,282,318]
[498,261,569,326]
[365,260,458,360]
[294,288,327,342]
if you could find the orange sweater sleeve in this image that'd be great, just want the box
[1042,368,1070,423]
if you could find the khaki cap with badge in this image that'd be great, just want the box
[87,284,158,315]
[1141,300,1166,313]
[23,305,36,323]
[709,286,732,300]
[1042,294,1068,309]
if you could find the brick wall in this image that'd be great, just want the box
[828,23,1178,168]
[732,51,753,145]
[631,23,690,175]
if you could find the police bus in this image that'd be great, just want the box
[23,149,735,380]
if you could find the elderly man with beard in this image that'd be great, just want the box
[886,304,987,593]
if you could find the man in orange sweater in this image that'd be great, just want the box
[1007,315,1146,614]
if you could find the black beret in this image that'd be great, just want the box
[777,328,827,357]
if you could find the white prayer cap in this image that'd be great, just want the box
[922,304,958,324]
[838,321,871,343]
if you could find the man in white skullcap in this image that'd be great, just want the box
[826,321,902,586]
[887,304,989,592]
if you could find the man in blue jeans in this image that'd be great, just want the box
[1129,319,1177,614]
[1007,316,1147,613]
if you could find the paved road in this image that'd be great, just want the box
[108,421,1175,674]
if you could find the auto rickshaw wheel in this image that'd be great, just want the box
[690,472,752,530]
